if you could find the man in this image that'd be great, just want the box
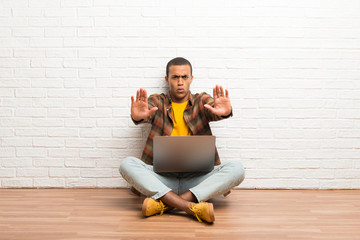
[120,57,245,223]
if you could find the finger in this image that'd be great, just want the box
[225,89,229,98]
[143,89,148,103]
[216,85,220,98]
[139,88,144,101]
[141,89,146,102]
[131,96,134,105]
[139,88,143,101]
[136,90,140,101]
[149,107,158,114]
[204,104,216,115]
[219,86,224,97]
[213,87,216,100]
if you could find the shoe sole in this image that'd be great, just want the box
[142,198,150,216]
[208,203,215,223]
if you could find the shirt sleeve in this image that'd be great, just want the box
[201,93,233,122]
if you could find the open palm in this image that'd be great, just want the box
[204,85,232,117]
[131,88,158,121]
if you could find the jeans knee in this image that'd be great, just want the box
[227,161,245,184]
[119,157,138,177]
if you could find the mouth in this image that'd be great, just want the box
[177,88,185,93]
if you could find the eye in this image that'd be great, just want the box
[172,75,179,79]
[182,75,189,79]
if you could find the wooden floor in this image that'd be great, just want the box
[0,189,359,240]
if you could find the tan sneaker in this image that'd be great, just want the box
[188,202,215,223]
[142,198,168,217]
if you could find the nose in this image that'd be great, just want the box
[177,78,184,85]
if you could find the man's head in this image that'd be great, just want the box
[165,57,193,103]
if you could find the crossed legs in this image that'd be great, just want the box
[120,156,245,222]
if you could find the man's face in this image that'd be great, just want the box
[165,64,193,103]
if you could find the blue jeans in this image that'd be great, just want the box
[119,156,245,202]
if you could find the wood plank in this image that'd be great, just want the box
[0,189,359,240]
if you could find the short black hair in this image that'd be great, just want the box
[166,57,192,77]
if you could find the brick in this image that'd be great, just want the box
[15,88,46,97]
[78,7,109,16]
[79,149,112,158]
[44,8,76,17]
[0,59,30,67]
[33,158,64,167]
[14,49,46,58]
[47,128,78,137]
[34,178,65,188]
[64,79,96,88]
[65,139,96,148]
[95,159,121,168]
[13,28,44,37]
[44,28,76,37]
[65,159,96,167]
[2,137,32,147]
[17,168,48,177]
[66,178,96,188]
[0,48,12,57]
[61,0,91,7]
[0,28,12,36]
[80,168,113,177]
[48,148,79,158]
[46,69,78,78]
[14,68,45,78]
[79,108,112,118]
[78,28,108,38]
[2,179,33,188]
[16,148,47,157]
[64,119,96,128]
[29,38,63,47]
[33,138,64,147]
[63,37,94,47]
[97,118,128,127]
[15,108,47,117]
[79,69,111,78]
[63,59,95,68]
[63,99,95,108]
[0,168,16,177]
[2,158,33,167]
[15,129,47,137]
[46,48,77,58]
[49,168,80,177]
[47,89,79,98]
[29,0,60,8]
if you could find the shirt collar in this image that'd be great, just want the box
[166,91,194,107]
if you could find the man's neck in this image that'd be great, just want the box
[170,92,190,103]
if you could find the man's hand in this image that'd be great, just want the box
[204,85,232,117]
[131,88,158,122]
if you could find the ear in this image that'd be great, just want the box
[165,76,169,84]
[190,75,193,85]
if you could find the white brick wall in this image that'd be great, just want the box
[1,0,360,189]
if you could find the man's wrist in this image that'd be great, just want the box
[131,115,144,123]
[221,109,233,118]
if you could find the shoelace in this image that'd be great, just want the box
[156,200,167,216]
[188,203,203,223]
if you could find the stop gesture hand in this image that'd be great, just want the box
[131,88,158,122]
[204,85,232,117]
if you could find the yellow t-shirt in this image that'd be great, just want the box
[170,101,192,136]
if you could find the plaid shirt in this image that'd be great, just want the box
[132,91,233,166]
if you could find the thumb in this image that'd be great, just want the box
[149,107,158,114]
[204,104,216,114]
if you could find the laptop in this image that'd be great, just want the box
[153,135,216,173]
